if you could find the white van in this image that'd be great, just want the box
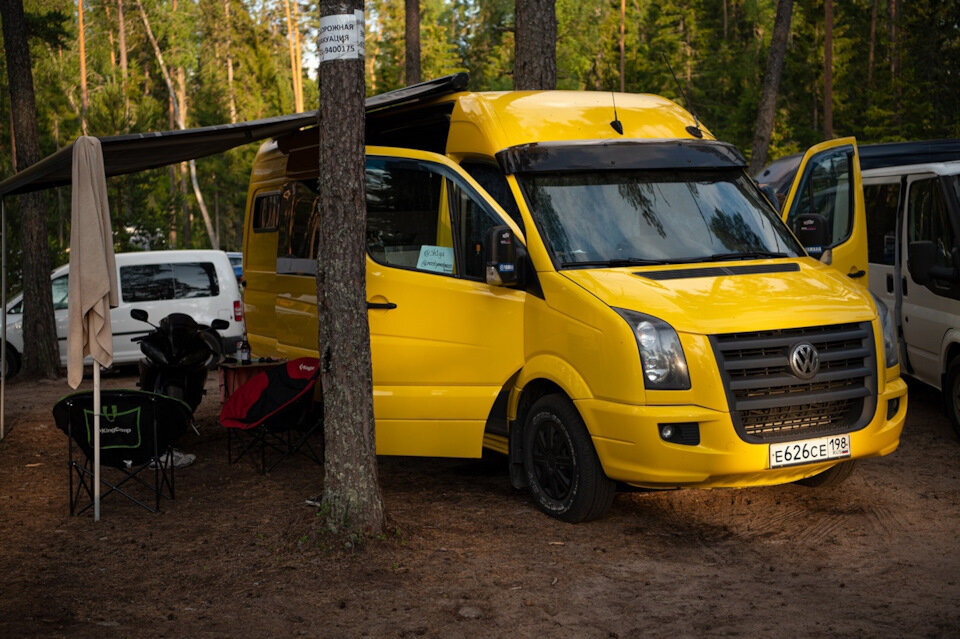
[861,160,960,434]
[3,250,245,377]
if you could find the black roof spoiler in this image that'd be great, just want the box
[859,139,960,171]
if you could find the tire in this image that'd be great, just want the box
[943,358,960,440]
[795,460,857,487]
[523,394,615,522]
[2,346,21,379]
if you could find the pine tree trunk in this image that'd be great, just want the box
[118,0,130,119]
[867,0,877,92]
[0,0,61,379]
[514,0,557,90]
[823,0,833,139]
[283,0,303,112]
[224,0,238,123]
[78,0,89,134]
[405,0,421,85]
[317,0,384,536]
[748,0,794,175]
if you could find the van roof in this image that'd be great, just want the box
[863,160,960,179]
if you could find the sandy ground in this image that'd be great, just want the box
[0,370,958,638]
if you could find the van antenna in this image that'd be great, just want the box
[662,53,703,139]
[610,92,624,135]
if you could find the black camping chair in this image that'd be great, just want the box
[219,358,323,474]
[53,390,193,515]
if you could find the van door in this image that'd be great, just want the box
[781,137,868,283]
[365,148,525,458]
[900,174,960,388]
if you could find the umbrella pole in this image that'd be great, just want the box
[94,363,101,521]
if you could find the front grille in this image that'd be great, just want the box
[711,322,877,443]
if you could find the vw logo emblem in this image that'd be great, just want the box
[790,342,820,379]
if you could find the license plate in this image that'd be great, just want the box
[769,434,851,469]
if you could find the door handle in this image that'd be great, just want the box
[847,269,866,279]
[366,301,397,310]
[902,277,908,296]
[886,274,894,293]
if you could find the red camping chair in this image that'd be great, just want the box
[219,357,323,473]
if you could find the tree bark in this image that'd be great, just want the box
[78,0,89,134]
[619,0,625,93]
[223,0,238,123]
[748,0,794,175]
[514,0,557,90]
[0,0,61,379]
[317,0,385,536]
[823,0,833,139]
[283,0,303,112]
[867,0,877,92]
[405,0,421,85]
[118,0,130,119]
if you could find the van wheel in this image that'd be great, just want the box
[2,347,21,378]
[944,359,960,440]
[523,394,615,522]
[795,460,857,487]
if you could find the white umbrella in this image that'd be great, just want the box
[66,136,118,521]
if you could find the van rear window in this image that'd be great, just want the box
[120,262,220,302]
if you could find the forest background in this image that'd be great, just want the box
[0,0,957,294]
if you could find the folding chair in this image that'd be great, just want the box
[53,390,193,515]
[219,357,323,474]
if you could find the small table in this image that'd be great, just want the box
[218,358,286,403]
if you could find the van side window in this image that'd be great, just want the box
[277,180,321,274]
[865,182,900,265]
[120,262,219,302]
[172,262,220,298]
[460,160,525,233]
[253,193,281,231]
[365,157,508,281]
[908,178,955,269]
[785,146,854,248]
[366,158,452,274]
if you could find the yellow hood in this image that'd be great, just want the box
[561,259,876,335]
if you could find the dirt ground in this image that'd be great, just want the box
[1,369,958,638]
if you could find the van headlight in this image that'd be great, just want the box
[871,293,898,368]
[615,308,690,390]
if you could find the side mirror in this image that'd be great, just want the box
[130,308,149,323]
[485,226,520,286]
[211,319,230,331]
[792,213,831,259]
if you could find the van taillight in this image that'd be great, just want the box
[234,301,244,322]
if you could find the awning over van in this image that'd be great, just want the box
[0,73,469,198]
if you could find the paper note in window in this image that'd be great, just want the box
[417,245,454,274]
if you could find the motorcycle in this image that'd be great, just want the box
[130,308,230,414]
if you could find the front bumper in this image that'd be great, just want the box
[579,376,908,489]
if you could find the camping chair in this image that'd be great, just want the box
[53,390,193,515]
[219,357,323,474]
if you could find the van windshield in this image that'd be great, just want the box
[517,169,803,268]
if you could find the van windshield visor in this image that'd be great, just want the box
[518,169,803,268]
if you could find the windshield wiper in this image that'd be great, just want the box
[561,258,669,269]
[677,251,789,263]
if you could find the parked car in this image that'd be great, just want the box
[3,250,245,377]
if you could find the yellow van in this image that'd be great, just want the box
[242,76,906,521]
